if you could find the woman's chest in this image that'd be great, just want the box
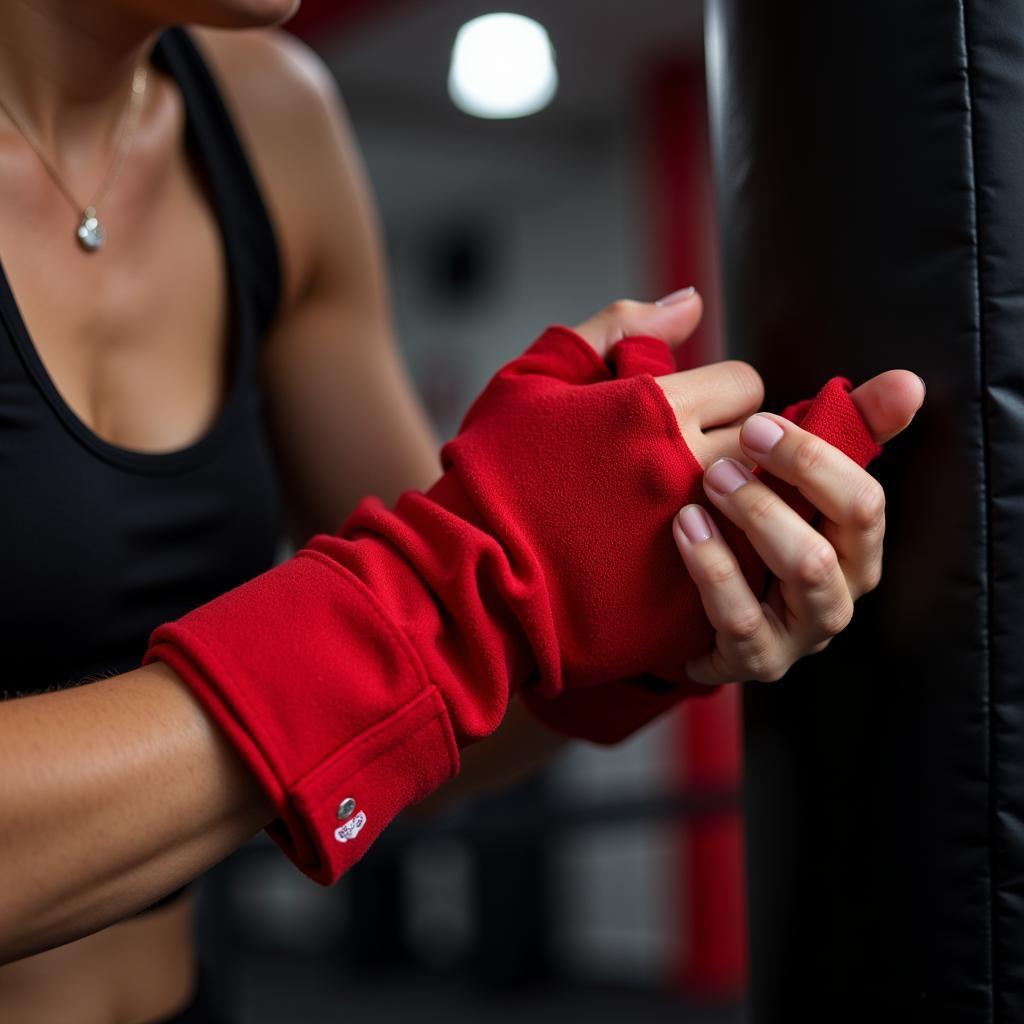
[0,114,231,456]
[0,191,283,693]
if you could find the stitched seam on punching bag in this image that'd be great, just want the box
[957,1,996,1017]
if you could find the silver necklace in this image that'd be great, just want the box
[0,64,148,253]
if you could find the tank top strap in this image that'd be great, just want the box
[152,27,283,344]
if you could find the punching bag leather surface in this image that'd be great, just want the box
[705,0,1024,1019]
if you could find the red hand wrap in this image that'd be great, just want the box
[144,326,881,882]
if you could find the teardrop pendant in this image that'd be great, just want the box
[76,207,104,252]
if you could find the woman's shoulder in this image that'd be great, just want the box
[190,25,338,120]
[187,26,358,308]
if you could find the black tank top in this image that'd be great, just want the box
[0,28,283,705]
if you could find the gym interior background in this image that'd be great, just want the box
[200,2,747,1020]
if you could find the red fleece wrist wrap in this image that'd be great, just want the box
[144,326,881,883]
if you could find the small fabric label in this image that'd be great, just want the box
[334,810,367,844]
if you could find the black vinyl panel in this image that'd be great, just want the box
[704,0,1024,1018]
[966,6,1024,1021]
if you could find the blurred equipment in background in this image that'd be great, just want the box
[420,223,497,308]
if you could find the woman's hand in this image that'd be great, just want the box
[572,292,925,687]
[671,364,921,684]
[671,372,921,684]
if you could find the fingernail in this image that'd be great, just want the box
[706,457,751,495]
[741,413,785,454]
[678,504,713,544]
[915,373,927,397]
[656,286,696,307]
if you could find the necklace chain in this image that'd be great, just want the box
[0,64,148,251]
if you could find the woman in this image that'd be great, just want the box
[0,1,924,1022]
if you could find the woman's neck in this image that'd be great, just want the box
[0,2,159,159]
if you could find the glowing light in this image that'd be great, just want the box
[448,13,558,119]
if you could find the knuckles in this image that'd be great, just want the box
[743,489,781,526]
[719,360,765,410]
[748,653,789,684]
[818,598,854,639]
[849,479,887,532]
[723,639,793,685]
[721,605,766,645]
[718,610,787,682]
[603,298,639,318]
[600,298,640,338]
[790,435,830,478]
[794,542,840,591]
[700,555,741,588]
[858,557,884,595]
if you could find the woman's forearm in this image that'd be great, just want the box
[0,663,272,963]
[0,663,563,962]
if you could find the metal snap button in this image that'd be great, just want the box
[337,797,357,820]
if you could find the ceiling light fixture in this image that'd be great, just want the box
[448,13,558,119]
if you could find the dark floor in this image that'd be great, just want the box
[226,955,746,1023]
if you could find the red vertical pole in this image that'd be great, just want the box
[645,59,747,998]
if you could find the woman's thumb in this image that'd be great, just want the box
[570,289,704,357]
[848,369,927,444]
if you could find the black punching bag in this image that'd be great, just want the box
[704,1,1024,1019]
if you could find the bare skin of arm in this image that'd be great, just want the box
[0,662,270,964]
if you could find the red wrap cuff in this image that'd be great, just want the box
[144,551,459,884]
